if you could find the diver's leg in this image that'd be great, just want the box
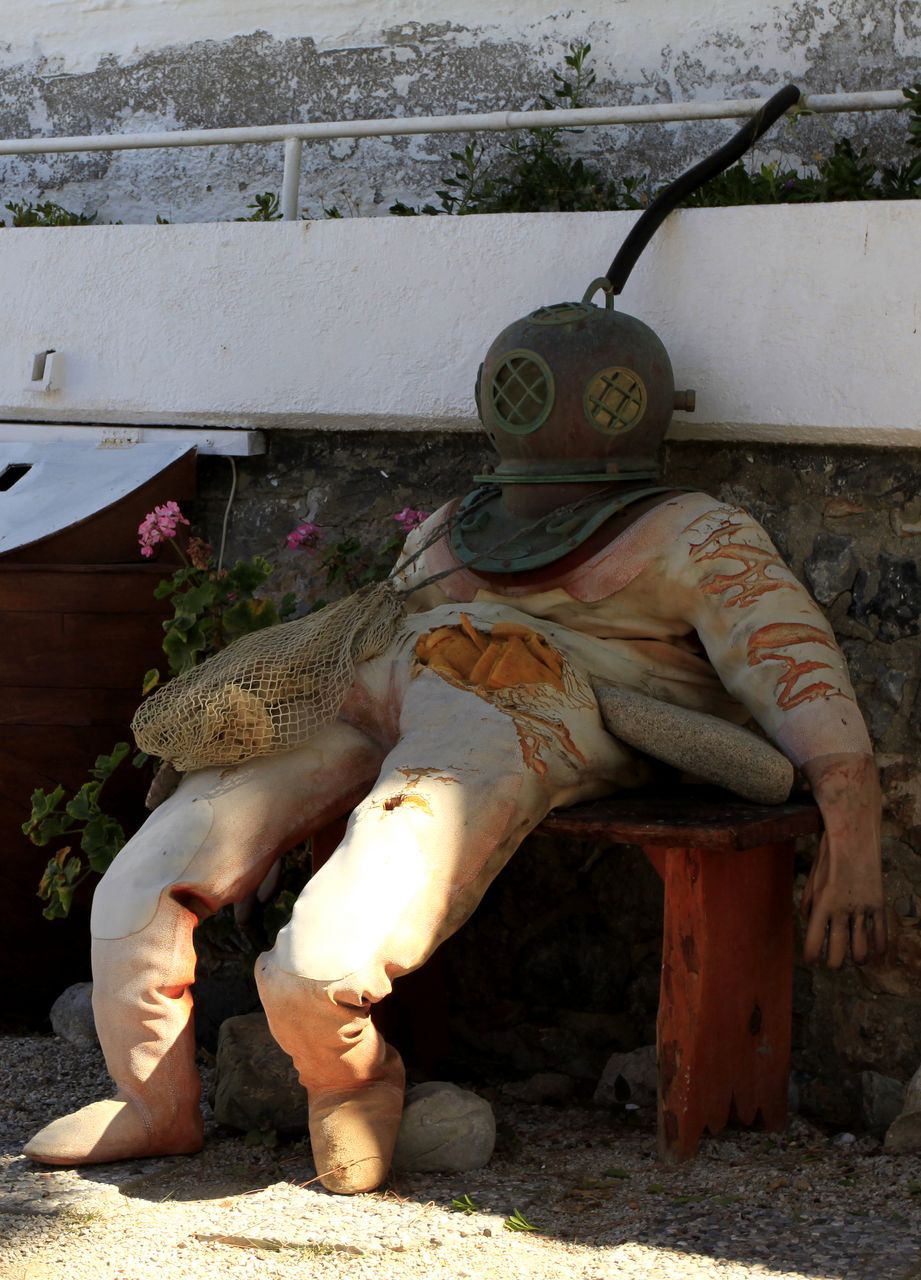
[256,665,634,1192]
[24,724,385,1166]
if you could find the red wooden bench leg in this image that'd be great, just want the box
[645,840,794,1162]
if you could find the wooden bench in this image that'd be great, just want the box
[313,787,822,1162]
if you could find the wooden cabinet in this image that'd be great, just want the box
[0,445,196,1023]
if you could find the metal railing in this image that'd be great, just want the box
[0,89,906,221]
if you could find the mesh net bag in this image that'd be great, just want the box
[132,580,406,772]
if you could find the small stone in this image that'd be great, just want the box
[705,1139,743,1162]
[481,1226,492,1237]
[383,1233,423,1252]
[594,1045,657,1106]
[212,1013,306,1134]
[392,1081,496,1173]
[825,498,866,519]
[891,509,921,537]
[885,1061,921,1153]
[860,1070,905,1138]
[49,983,97,1050]
[878,669,908,708]
[804,532,858,605]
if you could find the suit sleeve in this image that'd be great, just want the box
[670,503,871,766]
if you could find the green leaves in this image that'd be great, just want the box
[153,554,283,675]
[450,1193,480,1214]
[27,747,130,918]
[141,668,161,696]
[22,786,68,845]
[1,199,96,228]
[503,1209,539,1233]
[390,50,921,221]
[317,534,402,595]
[82,813,128,874]
[449,1195,539,1236]
[236,192,282,221]
[37,849,86,920]
[91,743,130,782]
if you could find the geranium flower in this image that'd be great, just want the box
[138,501,190,559]
[393,507,429,534]
[286,520,324,553]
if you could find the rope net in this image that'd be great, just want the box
[131,580,406,772]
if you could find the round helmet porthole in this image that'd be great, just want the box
[584,366,647,435]
[490,350,555,435]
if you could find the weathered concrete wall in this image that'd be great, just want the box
[192,430,921,1125]
[0,2,916,223]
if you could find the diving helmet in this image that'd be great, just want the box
[452,84,801,574]
[476,279,684,486]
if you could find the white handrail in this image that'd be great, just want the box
[0,89,907,221]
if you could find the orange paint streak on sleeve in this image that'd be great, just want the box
[747,622,850,712]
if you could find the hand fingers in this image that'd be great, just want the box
[803,907,830,965]
[825,916,850,969]
[850,913,869,966]
[801,837,829,922]
[800,874,814,921]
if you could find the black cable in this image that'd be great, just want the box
[605,84,801,295]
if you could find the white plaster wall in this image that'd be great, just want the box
[0,203,917,445]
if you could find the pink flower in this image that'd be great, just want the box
[286,520,324,553]
[138,501,190,558]
[393,507,429,534]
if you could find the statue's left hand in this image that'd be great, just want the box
[800,753,887,968]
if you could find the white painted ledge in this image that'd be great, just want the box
[0,202,917,447]
[0,423,265,455]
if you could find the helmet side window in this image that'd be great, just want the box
[584,366,647,435]
[489,350,555,435]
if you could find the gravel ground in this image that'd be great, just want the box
[2,1034,921,1280]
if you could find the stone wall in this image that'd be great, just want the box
[193,429,921,1125]
[0,1,916,224]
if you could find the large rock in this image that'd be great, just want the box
[885,1063,921,1153]
[392,1082,495,1173]
[594,1044,658,1106]
[594,685,793,805]
[49,982,97,1050]
[213,1012,306,1134]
